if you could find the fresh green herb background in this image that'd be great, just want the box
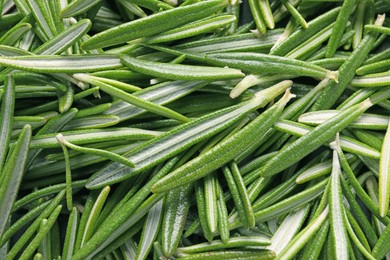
[0,0,389,259]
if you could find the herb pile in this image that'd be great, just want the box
[0,0,390,259]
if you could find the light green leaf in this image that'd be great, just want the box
[61,0,102,18]
[0,124,31,240]
[81,0,228,50]
[0,75,15,173]
[379,120,390,217]
[121,55,244,81]
[0,55,122,73]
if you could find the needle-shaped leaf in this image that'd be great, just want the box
[121,55,244,81]
[105,80,206,121]
[296,154,356,184]
[193,180,213,242]
[62,208,79,260]
[11,181,85,213]
[300,219,329,259]
[275,120,380,159]
[229,179,328,230]
[351,0,367,49]
[216,180,229,242]
[329,138,349,260]
[38,219,52,260]
[56,134,73,211]
[12,116,47,130]
[46,0,63,34]
[204,173,218,233]
[176,250,275,259]
[248,169,301,212]
[281,0,307,28]
[276,207,329,260]
[364,24,390,35]
[261,99,373,178]
[26,143,141,180]
[310,57,346,70]
[357,59,390,75]
[73,103,113,119]
[135,200,163,260]
[268,206,310,255]
[351,71,390,87]
[0,124,31,240]
[74,190,100,251]
[177,236,270,255]
[80,186,110,247]
[161,185,192,257]
[35,19,92,55]
[121,0,173,12]
[285,22,335,60]
[76,74,141,92]
[26,0,57,40]
[0,55,122,73]
[206,52,338,81]
[73,73,190,123]
[344,210,376,260]
[379,120,390,217]
[56,133,136,168]
[145,15,236,44]
[151,88,294,193]
[354,129,383,152]
[30,128,160,148]
[223,166,253,230]
[0,12,22,30]
[373,222,390,259]
[0,45,30,57]
[81,0,228,50]
[340,176,378,248]
[60,115,119,130]
[0,22,31,46]
[325,0,357,58]
[364,47,390,65]
[270,7,341,56]
[368,177,390,247]
[61,0,102,18]
[175,29,282,54]
[258,0,274,29]
[121,239,137,260]
[298,111,389,130]
[0,75,14,173]
[117,0,146,18]
[248,0,267,33]
[58,83,73,114]
[336,145,389,223]
[227,162,255,229]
